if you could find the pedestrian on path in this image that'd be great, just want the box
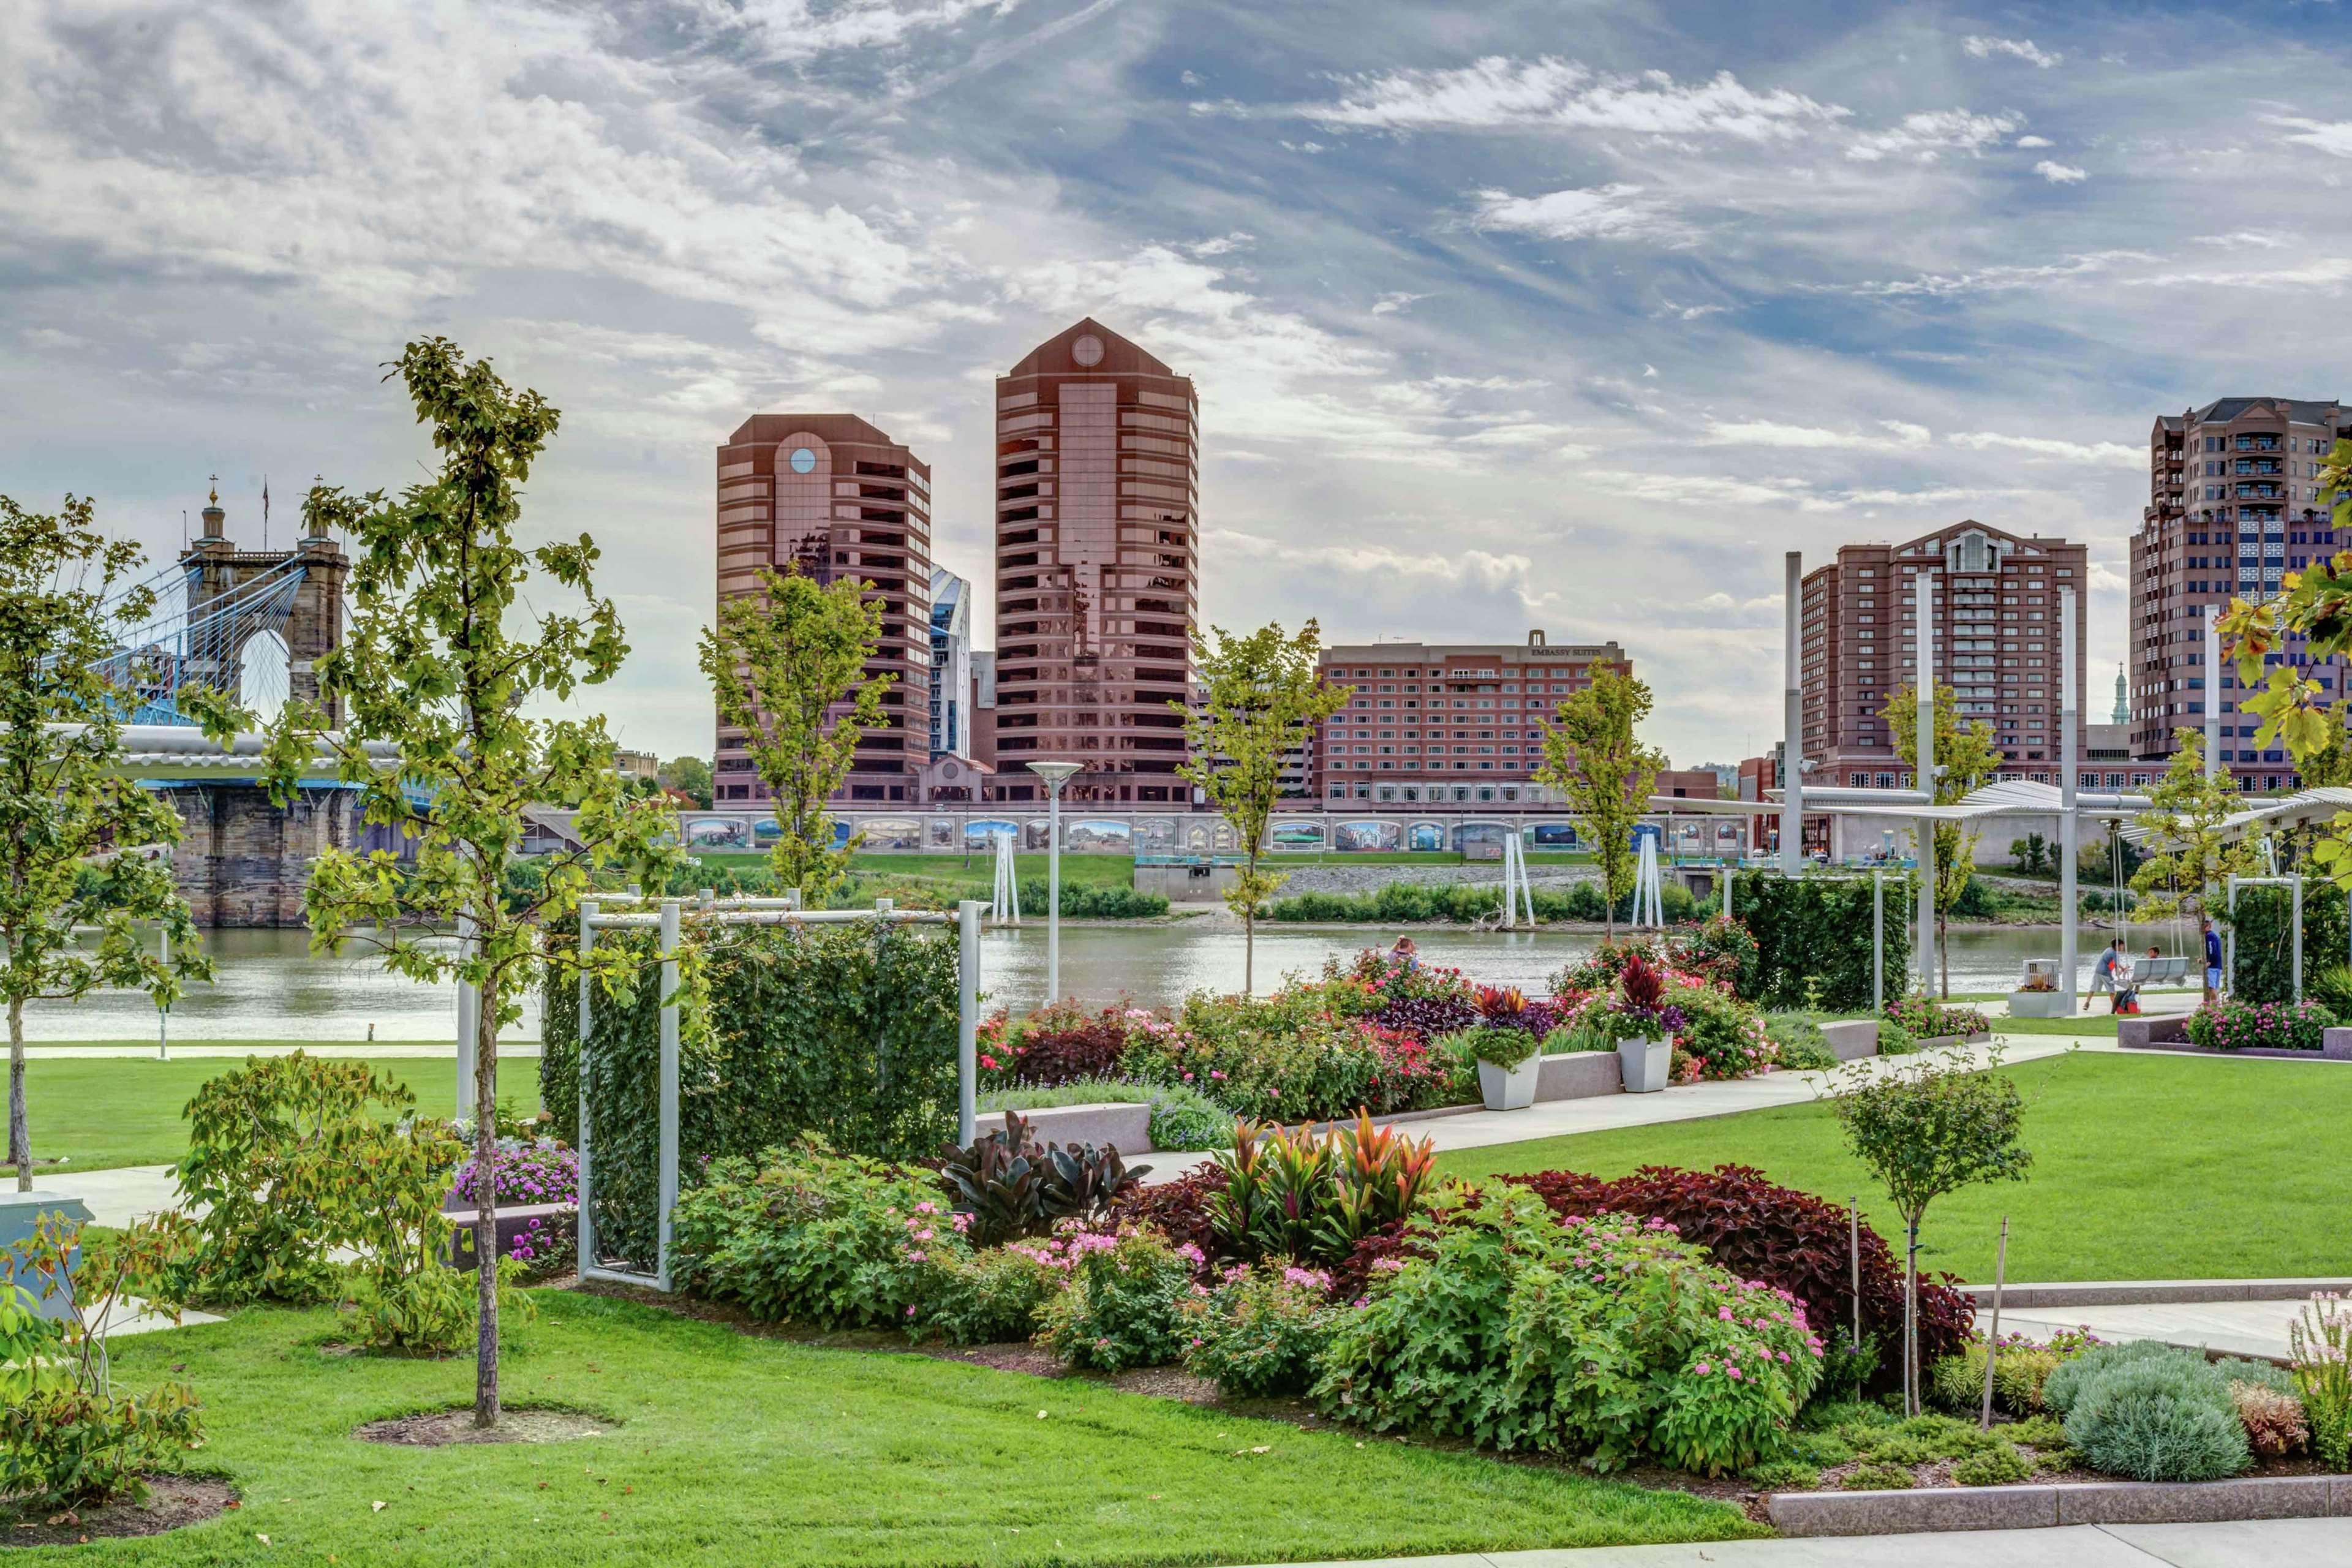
[2203,916,2224,1005]
[2086,938,2126,1012]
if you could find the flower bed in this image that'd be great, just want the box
[1884,997,1992,1043]
[2184,997,2335,1053]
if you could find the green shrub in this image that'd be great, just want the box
[1741,1458,1822,1491]
[1842,1461,1913,1490]
[1669,986,1775,1079]
[2231,882,2351,1006]
[1038,1229,1198,1371]
[2061,1351,2251,1482]
[1016,878,1169,919]
[919,1245,1065,1346]
[933,1110,1147,1248]
[2183,997,2335,1052]
[1182,1262,1339,1398]
[2001,1413,2067,1447]
[1953,1441,2033,1486]
[1728,873,1912,1012]
[2042,1338,2184,1417]
[669,1138,962,1328]
[1209,1117,1438,1267]
[1312,1186,1823,1475]
[166,1052,453,1307]
[976,1076,1232,1152]
[1928,1343,2062,1416]
[1876,1018,1918,1055]
[1764,1013,1839,1072]
[1150,990,1452,1120]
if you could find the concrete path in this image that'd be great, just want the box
[91,1294,225,1340]
[34,1165,181,1229]
[1989,1298,2316,1363]
[1238,1518,2352,1567]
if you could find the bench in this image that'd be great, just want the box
[2131,956,2192,985]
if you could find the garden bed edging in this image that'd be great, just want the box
[1771,1474,2352,1537]
[1820,1020,1879,1061]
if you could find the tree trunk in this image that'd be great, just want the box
[1904,1220,1921,1417]
[8,992,28,1192]
[473,966,501,1429]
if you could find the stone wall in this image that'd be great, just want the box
[169,783,358,928]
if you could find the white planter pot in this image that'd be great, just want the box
[1477,1055,1542,1110]
[1618,1037,1673,1094]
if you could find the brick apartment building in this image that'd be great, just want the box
[1799,522,2087,788]
[1309,633,1630,806]
[989,318,1197,805]
[710,414,933,805]
[2129,396,2348,790]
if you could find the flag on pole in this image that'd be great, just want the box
[262,475,270,550]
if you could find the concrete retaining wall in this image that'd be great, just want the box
[993,1101,1154,1152]
[2118,1014,2191,1048]
[1536,1050,1622,1100]
[1822,1020,1879,1061]
[1772,1475,2352,1537]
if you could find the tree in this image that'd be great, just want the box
[1829,1049,2030,1414]
[2128,733,2255,924]
[661,755,714,809]
[2007,833,2046,876]
[1879,683,2003,996]
[1174,621,1349,993]
[1536,664,1665,940]
[235,339,678,1428]
[0,496,209,1190]
[698,564,888,903]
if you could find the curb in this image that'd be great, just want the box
[1954,1276,2352,1308]
[1771,1475,2352,1537]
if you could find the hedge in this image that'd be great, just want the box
[1728,871,1913,1012]
[1265,878,1696,925]
[2226,880,2351,1005]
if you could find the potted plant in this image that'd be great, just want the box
[1468,1025,1545,1110]
[1604,951,1686,1094]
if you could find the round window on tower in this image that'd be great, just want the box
[789,446,817,475]
[1071,334,1104,367]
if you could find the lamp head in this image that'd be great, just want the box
[1026,760,1084,789]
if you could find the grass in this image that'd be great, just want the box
[1438,1052,2352,1284]
[1989,1014,2122,1036]
[10,1057,543,1175]
[53,1296,1757,1566]
[693,851,1139,891]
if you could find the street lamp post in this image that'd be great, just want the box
[1025,760,1085,1003]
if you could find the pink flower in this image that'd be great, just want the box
[905,1249,926,1262]
[1728,1367,1744,1379]
[1694,1360,1712,1375]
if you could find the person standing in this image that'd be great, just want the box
[2203,916,2225,1005]
[2086,938,2125,1012]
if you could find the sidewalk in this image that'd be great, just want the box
[1991,1298,2314,1363]
[1235,1519,2352,1566]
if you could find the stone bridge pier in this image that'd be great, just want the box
[167,784,359,929]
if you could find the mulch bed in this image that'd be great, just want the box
[2,1476,238,1550]
[353,1407,612,1447]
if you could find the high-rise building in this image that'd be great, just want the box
[2130,397,2347,788]
[989,318,1197,804]
[929,566,973,760]
[1308,633,1629,805]
[711,415,933,805]
[1800,522,2089,788]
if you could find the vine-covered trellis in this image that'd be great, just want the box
[545,895,981,1290]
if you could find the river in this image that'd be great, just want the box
[21,921,2175,1042]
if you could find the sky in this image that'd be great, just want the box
[3,0,2349,769]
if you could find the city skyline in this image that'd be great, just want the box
[5,1,2351,770]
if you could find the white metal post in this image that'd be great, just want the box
[455,909,478,1120]
[576,899,597,1278]
[655,899,680,1293]
[2205,608,2221,782]
[1783,551,1804,877]
[2293,873,2305,1005]
[1047,782,1064,1001]
[1872,869,1884,1014]
[2060,589,2079,1009]
[1916,569,1938,995]
[957,900,982,1145]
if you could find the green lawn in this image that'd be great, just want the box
[12,1057,542,1175]
[1439,1052,2352,1284]
[696,851,1140,891]
[1989,1014,2121,1036]
[51,1296,1754,1566]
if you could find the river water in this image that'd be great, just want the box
[23,922,2164,1041]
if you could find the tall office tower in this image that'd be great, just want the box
[1799,522,2088,787]
[711,415,933,805]
[990,318,1197,804]
[928,566,973,760]
[2130,397,2347,790]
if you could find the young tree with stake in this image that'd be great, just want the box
[2128,731,2255,927]
[1829,1049,2030,1414]
[0,496,211,1190]
[1535,663,1665,941]
[698,562,889,904]
[1174,621,1348,993]
[232,340,679,1429]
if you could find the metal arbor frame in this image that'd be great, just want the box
[2224,874,2309,1005]
[1725,866,1896,1014]
[571,894,984,1292]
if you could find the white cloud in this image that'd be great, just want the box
[1819,251,2152,298]
[2195,231,2291,249]
[1946,432,2144,467]
[1301,58,1850,142]
[2269,117,2352,159]
[1470,183,1686,243]
[1371,290,1431,315]
[1188,232,1256,257]
[1964,36,2062,69]
[1847,108,2025,163]
[2014,134,2052,148]
[2035,160,2089,184]
[1703,418,1925,451]
[1208,529,1557,611]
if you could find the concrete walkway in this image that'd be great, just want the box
[34,1165,183,1229]
[1990,1298,2317,1363]
[1236,1519,2352,1566]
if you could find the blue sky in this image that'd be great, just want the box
[3,0,2348,767]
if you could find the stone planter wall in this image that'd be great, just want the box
[1771,1474,2352,1537]
[2117,1014,2192,1048]
[1535,1050,1623,1101]
[1820,1020,1879,1061]
[989,1101,1153,1153]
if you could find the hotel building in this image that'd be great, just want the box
[2129,396,2348,790]
[989,318,1197,805]
[1799,523,2088,788]
[711,414,933,805]
[1308,634,1630,805]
